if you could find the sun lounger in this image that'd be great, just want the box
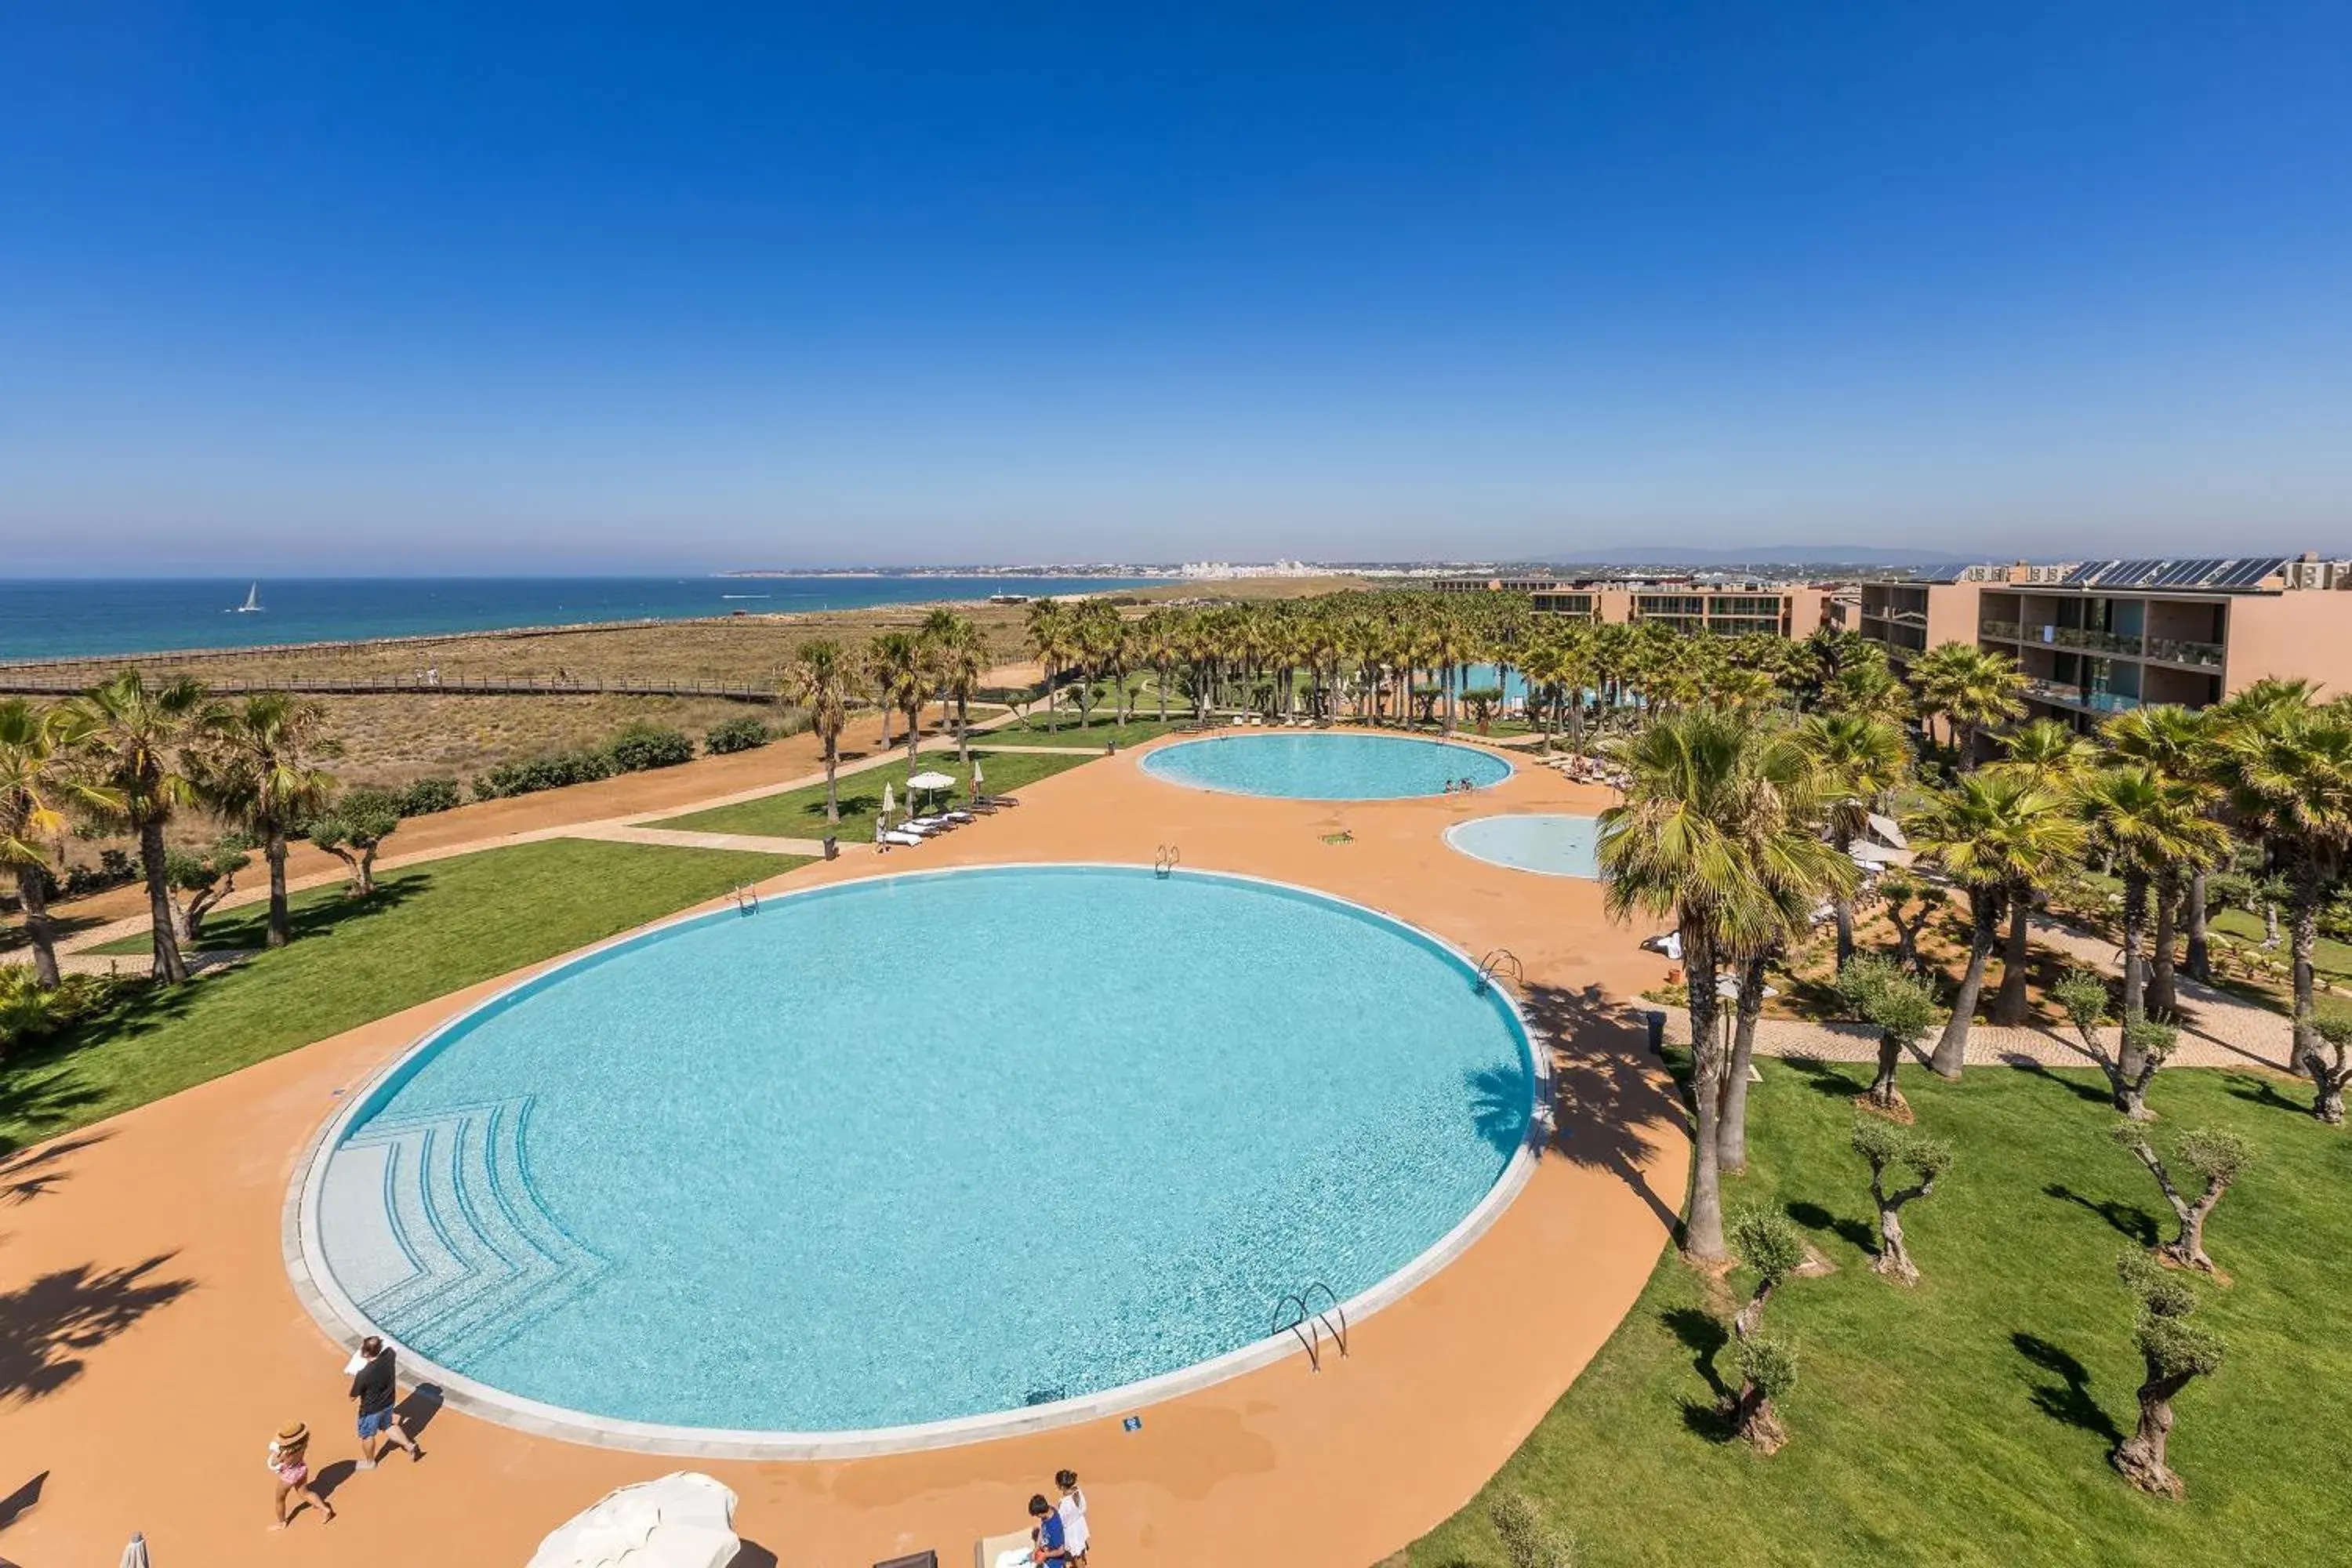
[905,815,954,833]
[973,793,1021,808]
[876,827,923,849]
[975,1530,1033,1568]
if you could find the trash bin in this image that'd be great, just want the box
[1645,1009,1667,1056]
[822,834,839,862]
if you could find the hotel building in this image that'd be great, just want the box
[1432,577,1829,638]
[1855,555,2352,724]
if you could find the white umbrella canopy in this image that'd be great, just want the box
[880,782,895,822]
[907,770,956,792]
[119,1534,151,1568]
[971,757,985,788]
[526,1472,739,1568]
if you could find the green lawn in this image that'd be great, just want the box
[995,714,1192,748]
[1411,1058,2352,1568]
[2,839,802,1153]
[649,748,1100,842]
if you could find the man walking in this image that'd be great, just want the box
[347,1336,424,1468]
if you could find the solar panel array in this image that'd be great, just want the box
[2055,557,2285,592]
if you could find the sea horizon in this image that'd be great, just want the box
[0,574,1157,662]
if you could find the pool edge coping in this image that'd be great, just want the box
[1442,812,1606,880]
[1136,729,1518,800]
[283,859,1550,1461]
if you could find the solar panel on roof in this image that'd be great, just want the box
[2220,557,2286,588]
[2157,558,2227,587]
[2062,561,2105,586]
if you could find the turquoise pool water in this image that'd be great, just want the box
[1446,815,1604,878]
[1141,732,1512,799]
[310,866,1534,1436]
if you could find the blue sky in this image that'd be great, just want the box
[5,2,2350,572]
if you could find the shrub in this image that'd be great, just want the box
[1489,1493,1577,1568]
[395,776,462,816]
[474,748,619,800]
[605,722,695,772]
[0,968,129,1051]
[703,715,771,755]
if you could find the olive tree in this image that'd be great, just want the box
[1838,954,1938,1116]
[1728,1205,1809,1341]
[1728,1334,1798,1454]
[162,837,251,944]
[2113,1250,2225,1498]
[1850,1116,1953,1286]
[2111,1124,2250,1276]
[307,788,401,896]
[2052,967,2176,1120]
[1488,1493,1577,1568]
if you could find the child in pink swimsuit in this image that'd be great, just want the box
[267,1421,336,1530]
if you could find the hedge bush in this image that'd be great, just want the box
[703,715,771,755]
[395,776,463,816]
[606,723,695,772]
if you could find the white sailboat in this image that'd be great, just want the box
[231,583,264,613]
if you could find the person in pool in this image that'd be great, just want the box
[265,1421,335,1530]
[1028,1493,1070,1564]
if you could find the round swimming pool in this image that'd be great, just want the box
[1446,815,1604,879]
[1141,732,1512,800]
[299,865,1536,1449]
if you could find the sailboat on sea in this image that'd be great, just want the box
[230,583,264,614]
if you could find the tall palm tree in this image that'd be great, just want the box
[1981,718,2100,1023]
[1137,610,1181,723]
[2214,696,2352,1120]
[0,700,121,988]
[196,694,341,949]
[70,670,220,983]
[782,638,854,826]
[1911,641,2027,768]
[1025,601,1073,732]
[2104,705,2225,1009]
[933,616,989,767]
[867,631,928,779]
[1907,771,2087,1076]
[2078,764,2227,1021]
[1597,707,1847,1256]
[1798,711,1910,968]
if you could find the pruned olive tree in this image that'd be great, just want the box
[1488,1493,1577,1568]
[1728,1334,1798,1454]
[162,837,251,945]
[2113,1250,2225,1498]
[1838,954,1939,1116]
[2111,1124,2250,1276]
[1850,1116,1953,1286]
[1728,1205,1809,1341]
[2052,967,2177,1120]
[307,789,401,896]
[2303,1015,2352,1126]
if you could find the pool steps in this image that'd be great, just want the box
[319,1098,604,1360]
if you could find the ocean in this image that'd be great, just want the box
[0,576,1158,662]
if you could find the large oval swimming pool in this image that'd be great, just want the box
[1141,731,1512,800]
[301,866,1536,1446]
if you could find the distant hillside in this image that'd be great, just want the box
[1544,545,1970,568]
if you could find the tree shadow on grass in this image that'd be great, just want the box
[0,1252,194,1403]
[186,872,431,950]
[2012,1331,2122,1444]
[2009,1058,2116,1108]
[1785,1199,1875,1255]
[1661,1305,1732,1403]
[2220,1070,2310,1117]
[1517,984,1686,1239]
[2042,1182,2158,1247]
[1778,1054,1872,1102]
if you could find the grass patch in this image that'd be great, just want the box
[650,748,1100,842]
[1411,1058,2352,1567]
[998,715,1190,748]
[2,839,802,1153]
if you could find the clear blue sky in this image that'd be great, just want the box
[5,2,2349,572]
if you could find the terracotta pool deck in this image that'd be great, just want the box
[0,735,1690,1566]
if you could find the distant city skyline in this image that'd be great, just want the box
[5,3,2349,575]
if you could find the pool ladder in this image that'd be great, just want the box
[1475,948,1525,995]
[1154,844,1181,880]
[1272,1282,1349,1372]
[731,881,760,914]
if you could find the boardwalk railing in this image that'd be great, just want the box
[0,673,779,702]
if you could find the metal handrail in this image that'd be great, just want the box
[1271,1282,1351,1372]
[1475,948,1526,994]
[1154,844,1181,879]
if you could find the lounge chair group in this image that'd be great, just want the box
[873,797,1020,851]
[1548,753,1629,789]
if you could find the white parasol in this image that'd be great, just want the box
[971,757,985,789]
[907,769,956,792]
[525,1472,739,1568]
[880,782,895,822]
[120,1534,151,1568]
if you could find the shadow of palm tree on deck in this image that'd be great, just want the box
[0,1251,194,1403]
[1515,982,1686,1238]
[0,1134,112,1207]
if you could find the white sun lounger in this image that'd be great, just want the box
[876,826,924,849]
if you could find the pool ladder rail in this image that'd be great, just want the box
[1475,948,1525,995]
[730,881,760,914]
[1153,844,1182,879]
[1272,1282,1350,1373]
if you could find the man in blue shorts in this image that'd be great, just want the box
[348,1336,423,1468]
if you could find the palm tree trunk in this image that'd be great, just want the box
[956,699,971,768]
[1682,922,1727,1261]
[823,738,840,824]
[1994,895,2032,1025]
[879,699,893,751]
[1157,670,1169,724]
[140,818,187,984]
[2183,868,2211,982]
[1718,953,1769,1174]
[2290,863,2326,1109]
[266,827,291,949]
[1931,890,1998,1078]
[16,868,61,989]
[2120,871,2149,1019]
[905,710,921,777]
[2149,869,2180,1015]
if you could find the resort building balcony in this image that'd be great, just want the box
[2023,677,2141,715]
[2145,635,2226,670]
[1977,619,2022,641]
[2046,625,2143,655]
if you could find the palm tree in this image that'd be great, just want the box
[932,616,988,767]
[70,670,220,983]
[2214,696,2352,1120]
[2103,705,2225,1007]
[782,638,853,826]
[1025,601,1073,732]
[1982,719,2100,1023]
[0,700,121,987]
[1798,711,1909,968]
[1911,641,2027,768]
[196,694,341,949]
[1597,708,1848,1255]
[2079,764,2227,1020]
[1137,610,1181,723]
[867,631,928,779]
[1907,771,2087,1076]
